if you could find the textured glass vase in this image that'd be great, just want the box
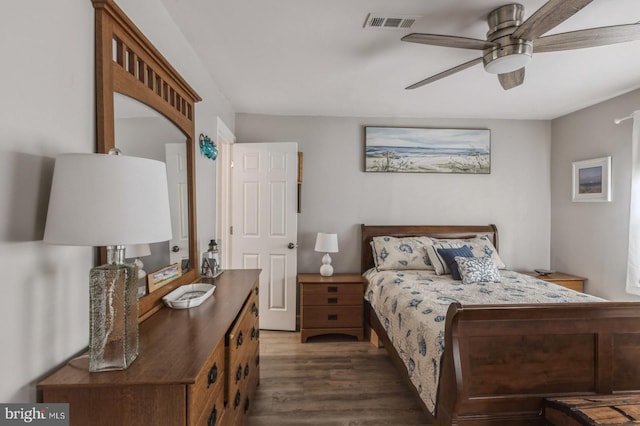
[88,247,139,372]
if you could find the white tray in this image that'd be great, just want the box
[163,283,216,309]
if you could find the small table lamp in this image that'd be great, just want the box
[44,152,172,372]
[314,232,339,276]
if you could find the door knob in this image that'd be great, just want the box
[172,245,180,252]
[287,243,298,250]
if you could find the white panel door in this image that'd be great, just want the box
[231,142,298,331]
[165,143,189,266]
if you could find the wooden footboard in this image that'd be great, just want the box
[367,300,640,425]
[439,301,640,425]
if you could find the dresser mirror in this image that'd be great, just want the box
[114,93,190,286]
[93,0,202,319]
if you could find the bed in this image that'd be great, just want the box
[361,224,640,425]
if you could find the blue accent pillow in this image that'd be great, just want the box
[436,246,474,280]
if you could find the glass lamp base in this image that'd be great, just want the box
[89,262,139,372]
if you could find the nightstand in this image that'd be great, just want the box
[521,271,586,292]
[298,273,365,343]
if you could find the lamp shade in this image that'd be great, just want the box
[44,153,172,246]
[314,232,338,253]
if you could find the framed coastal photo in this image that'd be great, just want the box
[364,126,491,173]
[148,262,182,293]
[572,156,611,202]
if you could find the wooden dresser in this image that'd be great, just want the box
[38,269,260,426]
[299,273,365,343]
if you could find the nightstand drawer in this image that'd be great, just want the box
[302,306,362,328]
[520,271,586,293]
[302,284,362,306]
[548,279,583,292]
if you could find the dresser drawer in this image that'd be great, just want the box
[224,351,258,426]
[302,306,362,328]
[227,290,259,365]
[188,339,225,426]
[194,384,225,426]
[302,283,363,306]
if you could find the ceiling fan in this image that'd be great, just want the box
[402,0,640,90]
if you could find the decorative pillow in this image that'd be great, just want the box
[371,236,434,270]
[426,240,465,275]
[436,246,474,280]
[428,236,506,273]
[467,236,506,269]
[455,256,502,284]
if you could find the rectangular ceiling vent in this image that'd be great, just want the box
[363,13,420,30]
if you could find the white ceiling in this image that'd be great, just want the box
[159,0,640,120]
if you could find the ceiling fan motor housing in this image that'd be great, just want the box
[483,3,533,74]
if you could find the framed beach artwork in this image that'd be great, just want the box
[364,126,491,174]
[572,156,611,202]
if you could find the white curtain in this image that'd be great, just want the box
[626,111,640,295]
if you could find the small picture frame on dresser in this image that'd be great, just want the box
[148,263,182,293]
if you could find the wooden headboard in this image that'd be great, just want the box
[360,224,498,273]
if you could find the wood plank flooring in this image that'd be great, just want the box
[247,331,431,425]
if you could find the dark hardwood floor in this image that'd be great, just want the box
[247,331,431,425]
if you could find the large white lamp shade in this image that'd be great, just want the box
[44,153,172,246]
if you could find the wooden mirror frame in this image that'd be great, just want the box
[92,0,202,320]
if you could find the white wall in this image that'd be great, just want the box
[235,114,552,274]
[551,88,640,301]
[0,0,235,402]
[116,0,235,258]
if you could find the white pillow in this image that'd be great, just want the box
[372,236,434,270]
[426,240,466,275]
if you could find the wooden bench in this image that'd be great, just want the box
[544,395,640,425]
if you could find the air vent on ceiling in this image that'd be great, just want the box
[363,13,420,30]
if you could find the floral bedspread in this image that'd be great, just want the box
[363,269,604,415]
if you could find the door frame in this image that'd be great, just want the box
[215,117,235,270]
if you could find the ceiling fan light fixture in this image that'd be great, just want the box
[483,40,532,74]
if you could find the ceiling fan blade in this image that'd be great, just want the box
[402,33,497,50]
[405,57,482,90]
[498,68,525,90]
[534,23,640,53]
[512,0,593,41]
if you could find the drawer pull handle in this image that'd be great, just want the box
[256,354,260,366]
[328,286,338,293]
[251,326,257,340]
[234,390,241,409]
[328,314,338,321]
[328,297,338,304]
[207,362,218,387]
[207,406,217,426]
[235,365,242,383]
[255,286,259,295]
[251,302,259,316]
[244,396,251,414]
[236,331,244,348]
[244,363,250,378]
